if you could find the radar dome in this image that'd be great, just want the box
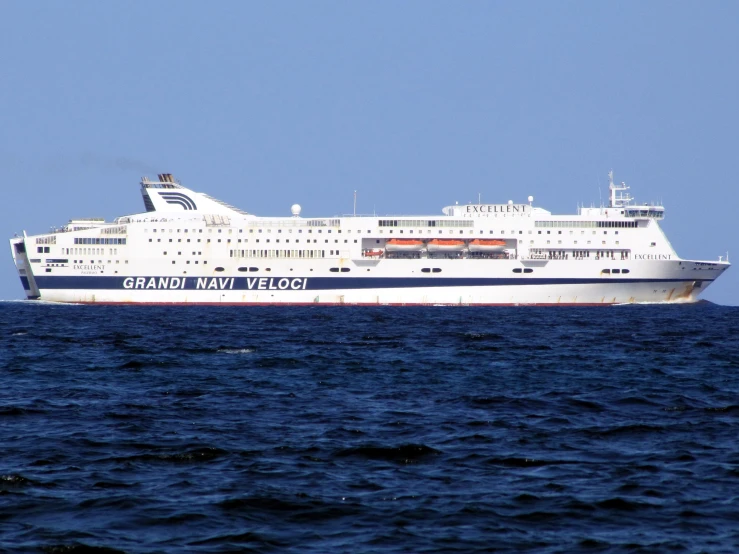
[291,204,302,217]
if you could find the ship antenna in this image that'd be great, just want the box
[353,190,357,217]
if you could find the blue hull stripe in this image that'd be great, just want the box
[31,275,708,291]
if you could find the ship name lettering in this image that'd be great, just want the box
[634,254,672,260]
[123,277,187,289]
[246,277,307,290]
[466,204,528,214]
[195,277,235,290]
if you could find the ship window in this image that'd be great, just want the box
[432,268,441,273]
[622,269,630,274]
[651,242,656,246]
[421,268,431,273]
[523,268,533,273]
[612,269,621,274]
[341,268,350,272]
[249,267,258,271]
[512,268,522,273]
[602,269,610,274]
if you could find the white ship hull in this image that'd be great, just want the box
[10,255,725,305]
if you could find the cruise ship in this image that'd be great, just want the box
[9,172,729,305]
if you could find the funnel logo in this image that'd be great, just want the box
[159,192,197,211]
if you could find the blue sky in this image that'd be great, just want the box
[2,1,738,304]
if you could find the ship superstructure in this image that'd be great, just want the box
[9,172,729,305]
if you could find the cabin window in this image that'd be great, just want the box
[512,268,522,273]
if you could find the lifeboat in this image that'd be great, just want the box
[427,239,466,252]
[468,239,506,252]
[363,249,384,257]
[385,239,425,252]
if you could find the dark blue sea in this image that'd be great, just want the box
[2,303,739,553]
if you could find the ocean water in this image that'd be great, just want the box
[1,302,739,553]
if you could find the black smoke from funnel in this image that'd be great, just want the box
[38,153,161,175]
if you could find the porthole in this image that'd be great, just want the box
[249,267,258,272]
[238,267,248,272]
[340,268,350,273]
[421,268,431,273]
[512,268,522,273]
[215,267,225,272]
[432,268,441,273]
[330,268,339,273]
[612,269,621,274]
[523,268,533,273]
[602,269,610,274]
[622,269,630,274]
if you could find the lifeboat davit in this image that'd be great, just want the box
[427,239,466,252]
[468,239,506,252]
[385,239,425,252]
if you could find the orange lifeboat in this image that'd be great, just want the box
[468,239,506,252]
[385,239,425,252]
[363,249,384,257]
[427,239,466,252]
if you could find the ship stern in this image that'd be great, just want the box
[9,237,40,299]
